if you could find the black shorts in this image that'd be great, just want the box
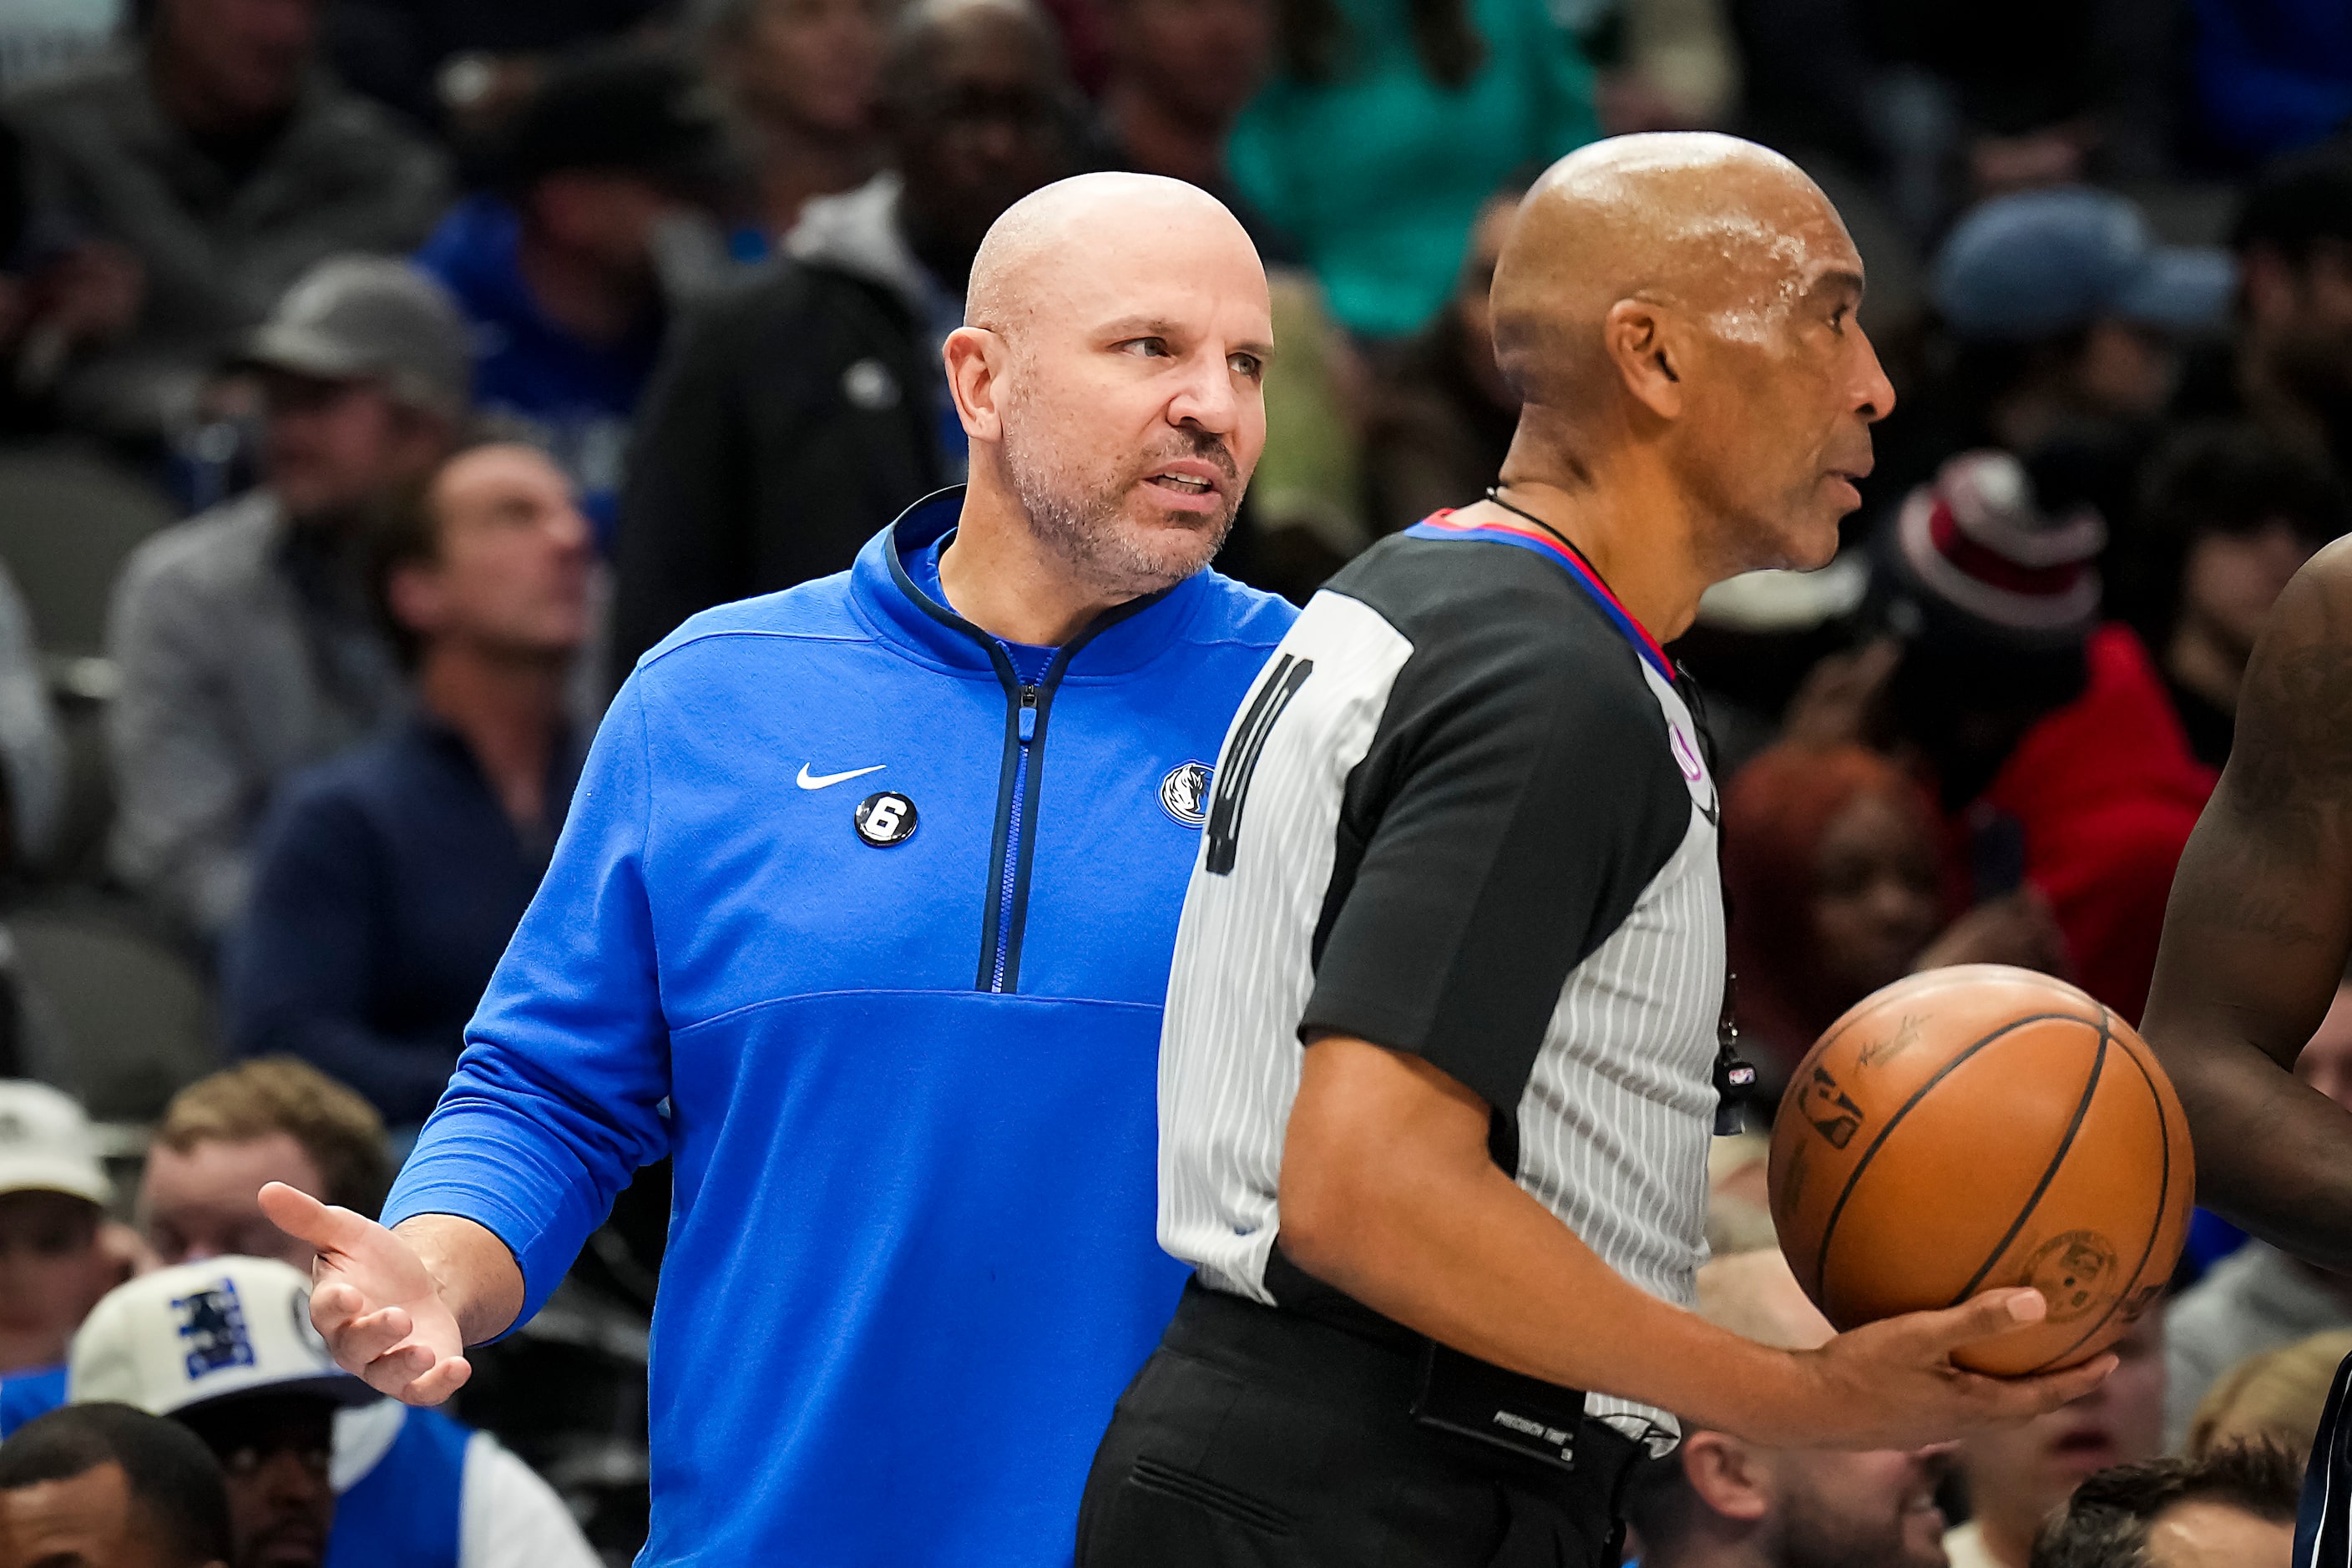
[1076,1279,1652,1568]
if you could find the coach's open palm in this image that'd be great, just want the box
[258,1181,471,1405]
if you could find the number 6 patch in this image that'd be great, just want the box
[854,791,918,847]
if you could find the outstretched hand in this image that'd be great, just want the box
[1788,1287,2118,1450]
[259,1181,472,1405]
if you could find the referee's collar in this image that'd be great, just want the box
[855,488,1207,678]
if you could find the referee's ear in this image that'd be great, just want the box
[1680,1428,1773,1525]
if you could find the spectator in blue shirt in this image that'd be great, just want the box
[266,171,1295,1566]
[225,443,593,1130]
[416,50,736,543]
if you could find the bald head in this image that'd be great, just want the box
[968,172,1262,340]
[1695,1249,1836,1353]
[1493,133,1854,411]
[1479,132,1891,583]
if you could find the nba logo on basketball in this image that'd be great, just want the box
[1797,1067,1864,1150]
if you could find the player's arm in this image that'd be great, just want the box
[2142,541,2352,1267]
[1280,1034,2109,1451]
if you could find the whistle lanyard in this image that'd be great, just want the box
[1483,489,1755,1136]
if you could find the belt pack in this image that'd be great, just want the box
[1411,1341,1605,1472]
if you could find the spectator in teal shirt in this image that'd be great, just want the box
[1229,0,1599,338]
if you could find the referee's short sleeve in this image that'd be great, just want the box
[1297,620,1692,1113]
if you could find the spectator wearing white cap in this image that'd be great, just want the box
[106,256,471,945]
[65,1259,595,1568]
[73,1259,367,1568]
[3,1067,596,1568]
[0,1083,120,1388]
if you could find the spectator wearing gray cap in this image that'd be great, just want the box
[105,257,470,946]
[4,0,450,443]
[1869,185,2236,553]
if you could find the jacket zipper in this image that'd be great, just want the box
[988,684,1041,992]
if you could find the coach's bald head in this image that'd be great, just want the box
[1492,133,1894,579]
[943,173,1271,626]
[964,171,1258,346]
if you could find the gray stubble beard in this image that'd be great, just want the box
[999,397,1237,603]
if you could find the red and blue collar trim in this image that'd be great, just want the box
[1404,510,1675,683]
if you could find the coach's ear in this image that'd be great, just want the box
[1680,1429,1771,1524]
[943,325,1009,443]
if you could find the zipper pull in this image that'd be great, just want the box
[1018,684,1039,744]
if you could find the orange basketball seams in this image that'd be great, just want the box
[1767,964,2194,1376]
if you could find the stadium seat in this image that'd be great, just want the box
[7,893,219,1121]
[0,441,177,659]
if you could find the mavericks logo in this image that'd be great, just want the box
[1160,762,1212,828]
[174,1280,256,1381]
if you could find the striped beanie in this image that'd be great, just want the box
[1884,450,2105,649]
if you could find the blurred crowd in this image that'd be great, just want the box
[0,0,2346,1562]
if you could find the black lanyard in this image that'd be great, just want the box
[1486,488,1756,1136]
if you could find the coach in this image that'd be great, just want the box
[260,172,1294,1565]
[1078,134,2115,1568]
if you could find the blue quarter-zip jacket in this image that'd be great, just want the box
[382,490,1295,1565]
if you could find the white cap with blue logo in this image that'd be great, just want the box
[66,1257,377,1416]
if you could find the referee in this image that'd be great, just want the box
[258,174,1297,1565]
[1078,134,2114,1567]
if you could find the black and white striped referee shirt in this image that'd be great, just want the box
[1158,510,1727,1441]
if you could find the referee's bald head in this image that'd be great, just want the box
[1491,134,1839,411]
[1490,132,1894,577]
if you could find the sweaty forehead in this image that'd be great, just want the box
[1498,135,1858,330]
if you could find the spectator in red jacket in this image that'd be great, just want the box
[1872,448,2217,1023]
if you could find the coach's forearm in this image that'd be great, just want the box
[392,1214,526,1348]
[1278,1035,1813,1444]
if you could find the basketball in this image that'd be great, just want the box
[1767,964,2194,1377]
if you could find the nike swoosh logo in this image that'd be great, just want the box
[797,763,887,791]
